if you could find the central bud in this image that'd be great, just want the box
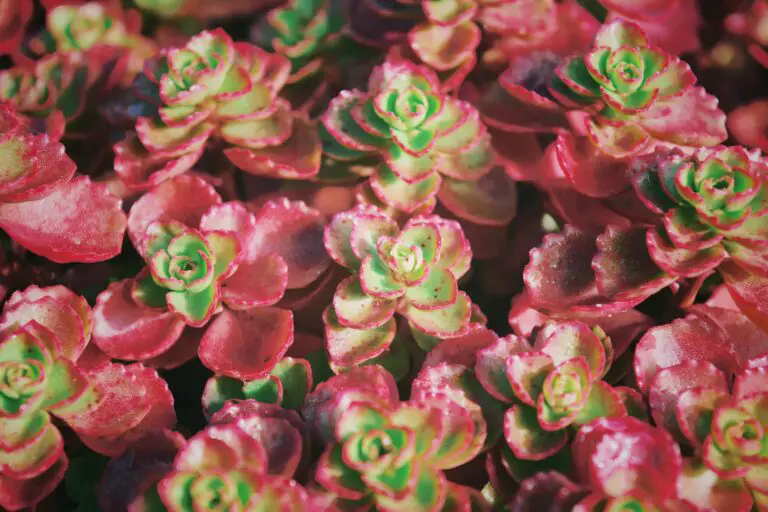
[393,85,429,130]
[720,409,764,457]
[0,361,43,401]
[390,241,424,277]
[361,429,395,462]
[545,373,582,411]
[189,474,237,511]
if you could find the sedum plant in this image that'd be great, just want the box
[320,59,495,213]
[0,285,175,510]
[323,205,473,370]
[92,174,330,380]
[130,421,325,511]
[0,103,126,262]
[550,19,727,157]
[2,3,768,511]
[115,28,321,191]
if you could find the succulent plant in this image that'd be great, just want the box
[0,285,174,510]
[632,146,768,279]
[314,390,485,511]
[475,321,627,462]
[92,175,330,380]
[321,59,494,213]
[115,28,321,190]
[0,103,127,263]
[323,205,473,369]
[549,19,726,157]
[0,52,95,122]
[131,421,321,511]
[252,0,345,85]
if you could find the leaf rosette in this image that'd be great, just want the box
[117,28,321,190]
[550,19,726,156]
[475,321,627,462]
[0,52,95,123]
[94,175,331,380]
[634,146,768,280]
[321,60,495,213]
[252,0,345,85]
[323,206,473,368]
[314,392,484,511]
[131,422,320,512]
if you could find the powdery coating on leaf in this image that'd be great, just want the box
[302,364,398,444]
[62,363,156,440]
[198,307,294,380]
[247,198,331,289]
[572,416,682,499]
[78,364,176,456]
[127,174,222,252]
[633,315,740,393]
[212,401,307,478]
[0,176,127,263]
[0,285,91,361]
[524,226,600,310]
[91,279,185,361]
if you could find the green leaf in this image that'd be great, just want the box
[132,271,169,308]
[167,284,218,326]
[269,357,311,410]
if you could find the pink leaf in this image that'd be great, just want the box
[245,199,331,289]
[127,174,222,252]
[0,176,127,263]
[222,253,288,309]
[573,417,682,499]
[0,291,88,361]
[648,361,728,442]
[198,307,294,380]
[639,87,727,148]
[634,315,739,393]
[63,363,155,439]
[719,261,768,334]
[92,280,185,361]
[78,364,176,456]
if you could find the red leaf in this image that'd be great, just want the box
[63,363,155,439]
[246,199,331,290]
[222,253,288,309]
[0,131,76,203]
[0,456,67,511]
[719,261,768,334]
[648,361,728,442]
[92,280,185,361]
[555,132,632,198]
[634,315,739,393]
[198,307,294,380]
[212,401,308,478]
[127,174,222,252]
[0,176,127,263]
[79,364,176,456]
[593,226,677,302]
[1,286,90,361]
[639,87,727,148]
[573,417,681,499]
